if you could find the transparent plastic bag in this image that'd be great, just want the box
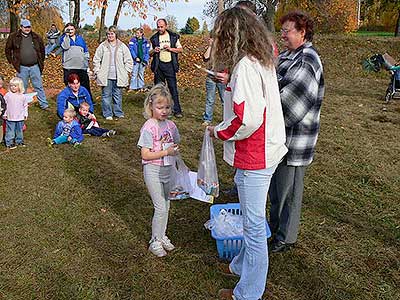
[168,155,193,200]
[197,129,219,197]
[204,209,243,238]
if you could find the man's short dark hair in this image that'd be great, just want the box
[157,18,167,26]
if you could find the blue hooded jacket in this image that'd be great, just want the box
[54,119,84,142]
[57,86,93,119]
[128,37,150,64]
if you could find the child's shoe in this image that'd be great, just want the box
[73,142,82,148]
[17,143,26,147]
[8,144,17,150]
[107,129,117,137]
[47,137,54,147]
[148,240,167,257]
[160,236,175,251]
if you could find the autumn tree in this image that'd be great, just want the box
[28,6,64,36]
[165,15,178,32]
[142,23,152,37]
[202,20,209,34]
[181,17,200,34]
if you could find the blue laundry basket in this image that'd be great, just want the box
[210,203,271,261]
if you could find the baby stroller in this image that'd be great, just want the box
[363,53,400,103]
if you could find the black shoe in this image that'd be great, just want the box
[270,240,294,253]
[174,112,183,118]
[222,186,238,198]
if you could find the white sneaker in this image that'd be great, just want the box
[105,116,113,120]
[161,236,175,251]
[148,240,167,257]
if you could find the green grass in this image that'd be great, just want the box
[353,31,395,37]
[0,35,400,300]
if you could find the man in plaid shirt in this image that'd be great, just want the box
[269,11,325,253]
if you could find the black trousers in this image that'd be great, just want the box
[63,68,93,102]
[154,62,181,114]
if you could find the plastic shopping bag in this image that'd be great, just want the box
[168,155,194,200]
[197,129,219,197]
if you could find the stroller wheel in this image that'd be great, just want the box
[384,90,392,103]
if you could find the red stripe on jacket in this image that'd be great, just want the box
[233,109,266,170]
[216,101,245,140]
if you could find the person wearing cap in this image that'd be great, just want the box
[5,19,49,110]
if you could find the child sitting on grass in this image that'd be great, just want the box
[77,102,116,137]
[48,108,83,147]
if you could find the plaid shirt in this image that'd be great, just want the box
[277,42,325,166]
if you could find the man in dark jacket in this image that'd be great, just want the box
[150,19,183,117]
[5,19,49,110]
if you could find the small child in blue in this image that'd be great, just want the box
[48,108,83,147]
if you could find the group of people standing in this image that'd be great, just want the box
[2,5,324,299]
[5,18,184,121]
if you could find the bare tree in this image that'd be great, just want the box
[99,0,107,43]
[203,0,279,32]
[113,0,125,26]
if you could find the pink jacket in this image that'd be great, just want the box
[3,92,28,121]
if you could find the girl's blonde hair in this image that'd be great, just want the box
[64,108,76,118]
[143,84,173,119]
[211,7,275,73]
[9,77,24,94]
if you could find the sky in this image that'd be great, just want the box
[60,0,213,31]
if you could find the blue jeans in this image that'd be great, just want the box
[52,135,78,145]
[84,127,109,136]
[130,63,145,90]
[101,79,123,118]
[5,120,24,147]
[18,64,48,109]
[203,77,225,122]
[45,43,58,56]
[230,165,277,300]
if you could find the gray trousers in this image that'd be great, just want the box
[143,164,172,242]
[268,159,307,244]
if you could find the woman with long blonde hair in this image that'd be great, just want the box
[208,7,288,300]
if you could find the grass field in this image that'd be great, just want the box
[0,34,399,300]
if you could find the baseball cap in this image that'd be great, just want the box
[21,19,31,27]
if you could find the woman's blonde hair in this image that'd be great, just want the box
[9,77,24,94]
[211,7,275,73]
[143,84,173,119]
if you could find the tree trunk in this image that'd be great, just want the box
[73,0,80,27]
[7,0,20,33]
[9,10,18,33]
[113,0,125,26]
[395,9,400,37]
[262,0,277,33]
[99,0,107,43]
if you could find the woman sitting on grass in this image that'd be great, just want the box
[56,73,93,119]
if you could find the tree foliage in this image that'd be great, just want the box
[202,20,209,34]
[181,17,200,34]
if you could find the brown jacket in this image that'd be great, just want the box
[5,30,45,73]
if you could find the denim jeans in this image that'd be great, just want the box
[5,120,24,147]
[230,165,277,300]
[84,127,109,136]
[143,164,173,241]
[203,76,225,122]
[52,135,78,145]
[130,63,146,90]
[45,43,58,56]
[101,79,123,118]
[18,64,48,109]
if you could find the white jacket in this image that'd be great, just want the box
[93,39,133,87]
[214,56,287,170]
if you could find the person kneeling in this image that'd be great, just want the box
[48,108,83,147]
[77,102,116,138]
